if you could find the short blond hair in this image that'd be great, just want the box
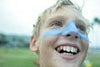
[33,0,89,39]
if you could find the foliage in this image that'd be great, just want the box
[94,18,100,24]
[0,33,8,46]
[92,17,100,25]
[0,33,30,48]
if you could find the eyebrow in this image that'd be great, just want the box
[46,15,66,22]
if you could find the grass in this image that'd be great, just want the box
[88,52,100,67]
[0,47,100,67]
[0,48,39,67]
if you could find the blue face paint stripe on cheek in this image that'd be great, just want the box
[43,29,62,38]
[78,33,89,42]
[43,21,89,42]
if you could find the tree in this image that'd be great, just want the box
[92,17,100,25]
[0,33,8,46]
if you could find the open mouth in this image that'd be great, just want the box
[55,45,80,56]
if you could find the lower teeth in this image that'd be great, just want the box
[62,52,77,55]
[59,50,77,55]
[63,53,73,56]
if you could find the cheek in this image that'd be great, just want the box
[40,30,58,46]
[40,36,58,48]
[39,37,58,62]
[81,40,89,51]
[38,35,58,56]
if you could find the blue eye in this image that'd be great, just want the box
[51,21,63,27]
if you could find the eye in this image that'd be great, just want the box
[76,24,86,32]
[51,21,63,27]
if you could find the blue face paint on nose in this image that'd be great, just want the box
[43,21,89,42]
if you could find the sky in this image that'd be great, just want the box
[0,0,100,47]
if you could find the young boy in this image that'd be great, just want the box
[30,0,90,67]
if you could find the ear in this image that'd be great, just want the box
[30,36,38,52]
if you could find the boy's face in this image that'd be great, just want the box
[31,7,89,67]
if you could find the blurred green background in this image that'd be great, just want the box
[0,47,100,67]
[0,48,39,67]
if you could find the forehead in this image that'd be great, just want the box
[46,6,83,21]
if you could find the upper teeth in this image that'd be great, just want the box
[57,46,78,53]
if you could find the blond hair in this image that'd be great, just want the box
[33,0,88,39]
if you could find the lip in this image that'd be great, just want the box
[54,43,80,60]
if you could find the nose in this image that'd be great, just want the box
[65,33,79,39]
[60,21,88,42]
[62,21,79,39]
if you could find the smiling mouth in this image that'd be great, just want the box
[55,45,80,56]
